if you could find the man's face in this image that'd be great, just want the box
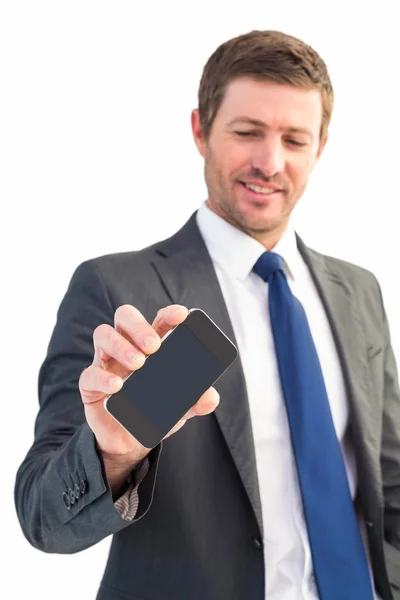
[192,77,328,247]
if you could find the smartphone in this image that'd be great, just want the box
[104,307,238,448]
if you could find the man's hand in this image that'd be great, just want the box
[79,304,220,494]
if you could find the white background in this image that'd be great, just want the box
[1,1,399,598]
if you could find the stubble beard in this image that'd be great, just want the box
[207,170,290,237]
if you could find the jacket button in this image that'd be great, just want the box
[68,488,76,504]
[74,483,80,499]
[366,521,374,528]
[252,537,263,550]
[62,492,71,510]
[80,479,87,494]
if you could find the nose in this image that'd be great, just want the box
[250,140,285,178]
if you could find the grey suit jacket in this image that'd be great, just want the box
[15,210,400,600]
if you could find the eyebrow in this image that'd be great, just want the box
[227,117,314,140]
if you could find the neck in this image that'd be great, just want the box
[205,198,288,251]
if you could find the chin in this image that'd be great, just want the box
[240,206,281,224]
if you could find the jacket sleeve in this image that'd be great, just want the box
[376,278,400,590]
[14,259,162,554]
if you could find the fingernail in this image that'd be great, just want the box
[144,336,159,347]
[169,305,185,316]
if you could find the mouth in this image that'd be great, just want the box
[239,181,284,202]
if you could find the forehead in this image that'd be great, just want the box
[216,77,322,133]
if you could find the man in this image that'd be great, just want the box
[15,29,400,600]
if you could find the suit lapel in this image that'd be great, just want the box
[296,236,383,507]
[151,211,263,537]
[150,211,382,541]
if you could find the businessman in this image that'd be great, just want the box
[15,29,400,600]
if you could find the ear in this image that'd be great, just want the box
[191,109,207,158]
[316,133,329,161]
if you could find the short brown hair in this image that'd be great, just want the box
[198,30,334,146]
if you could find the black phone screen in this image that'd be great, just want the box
[105,314,232,447]
[125,323,223,432]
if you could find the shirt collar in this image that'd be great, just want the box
[196,200,300,282]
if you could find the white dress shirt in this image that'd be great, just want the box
[115,200,381,599]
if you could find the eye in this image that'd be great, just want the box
[234,131,256,137]
[287,139,306,147]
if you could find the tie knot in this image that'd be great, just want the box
[253,251,284,282]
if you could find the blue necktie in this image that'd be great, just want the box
[253,251,374,600]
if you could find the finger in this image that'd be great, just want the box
[163,419,187,440]
[163,387,220,441]
[79,364,124,404]
[94,305,189,375]
[182,386,220,419]
[152,305,189,339]
[93,322,147,371]
[114,304,163,356]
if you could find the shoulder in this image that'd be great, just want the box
[307,244,379,289]
[305,245,384,318]
[72,237,164,285]
[91,239,161,273]
[66,237,174,319]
